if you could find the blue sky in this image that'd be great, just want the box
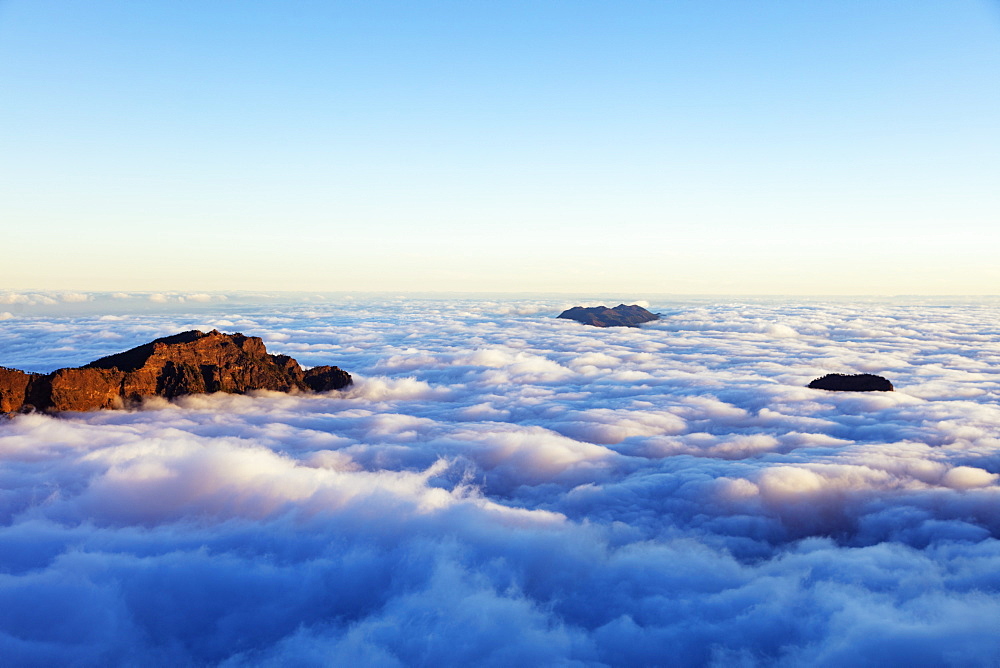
[1,1,998,293]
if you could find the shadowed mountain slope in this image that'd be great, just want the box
[557,304,660,328]
[808,373,894,392]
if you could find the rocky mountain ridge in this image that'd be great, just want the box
[557,304,660,327]
[0,329,351,413]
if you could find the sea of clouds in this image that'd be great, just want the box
[1,293,999,666]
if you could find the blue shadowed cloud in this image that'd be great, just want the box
[0,295,999,664]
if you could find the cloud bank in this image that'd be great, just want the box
[1,297,999,665]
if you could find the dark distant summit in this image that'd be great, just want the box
[0,330,352,414]
[808,373,894,392]
[558,304,659,328]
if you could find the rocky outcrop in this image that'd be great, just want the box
[557,304,659,328]
[0,367,33,413]
[808,373,894,392]
[1,330,352,413]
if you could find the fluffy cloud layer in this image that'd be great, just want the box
[1,296,999,665]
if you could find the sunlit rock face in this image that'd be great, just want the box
[0,330,351,413]
[0,367,32,412]
[557,304,659,327]
[808,373,894,391]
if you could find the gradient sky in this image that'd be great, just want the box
[1,1,998,294]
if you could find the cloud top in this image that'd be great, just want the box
[0,296,999,664]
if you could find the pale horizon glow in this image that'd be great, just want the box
[1,1,998,294]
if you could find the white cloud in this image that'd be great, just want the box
[0,297,999,664]
[342,376,452,402]
[0,292,30,304]
[941,466,998,489]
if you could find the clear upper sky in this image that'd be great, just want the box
[1,1,998,294]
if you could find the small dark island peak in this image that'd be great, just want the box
[557,304,659,328]
[808,373,894,392]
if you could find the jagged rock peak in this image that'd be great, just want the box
[0,330,352,414]
[808,373,894,392]
[557,304,660,328]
